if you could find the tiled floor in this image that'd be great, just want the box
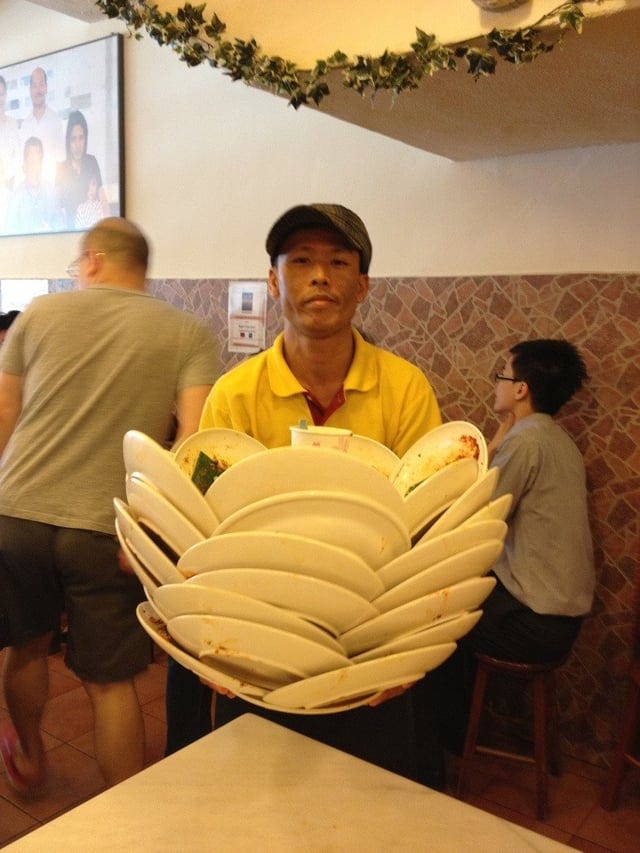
[0,647,639,850]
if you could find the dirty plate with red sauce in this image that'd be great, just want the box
[390,421,488,498]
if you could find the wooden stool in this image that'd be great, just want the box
[601,659,640,810]
[456,653,567,820]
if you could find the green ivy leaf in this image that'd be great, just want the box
[94,0,590,105]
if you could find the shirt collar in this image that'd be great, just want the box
[266,328,377,399]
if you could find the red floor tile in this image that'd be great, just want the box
[134,660,168,705]
[566,840,621,852]
[571,799,640,853]
[140,694,167,722]
[0,743,104,823]
[0,797,38,847]
[46,665,82,700]
[40,685,94,743]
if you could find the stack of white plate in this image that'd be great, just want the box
[118,424,511,713]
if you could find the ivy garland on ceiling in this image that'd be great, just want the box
[96,0,591,108]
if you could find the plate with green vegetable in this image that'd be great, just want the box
[173,428,266,493]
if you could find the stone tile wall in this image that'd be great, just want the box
[59,272,640,766]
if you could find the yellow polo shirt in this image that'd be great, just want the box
[199,329,441,456]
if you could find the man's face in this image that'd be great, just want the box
[30,68,47,111]
[268,227,369,339]
[23,143,43,188]
[493,354,522,415]
[70,124,86,161]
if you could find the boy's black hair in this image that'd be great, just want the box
[510,339,588,415]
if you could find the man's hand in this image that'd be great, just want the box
[487,412,515,461]
[201,678,236,698]
[116,546,135,575]
[368,681,417,707]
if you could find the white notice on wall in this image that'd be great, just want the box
[228,280,268,353]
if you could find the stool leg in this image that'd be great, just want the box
[533,673,549,821]
[457,663,489,800]
[601,679,640,811]
[547,671,561,777]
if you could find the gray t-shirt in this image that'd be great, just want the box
[491,412,595,616]
[0,286,219,534]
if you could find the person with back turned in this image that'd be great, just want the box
[0,217,219,793]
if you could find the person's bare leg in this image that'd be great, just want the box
[83,678,145,786]
[2,632,53,782]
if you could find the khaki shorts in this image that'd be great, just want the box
[0,516,151,682]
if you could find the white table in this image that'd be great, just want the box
[7,714,572,852]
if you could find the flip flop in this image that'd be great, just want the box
[0,726,46,796]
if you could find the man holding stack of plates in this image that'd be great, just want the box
[165,203,442,779]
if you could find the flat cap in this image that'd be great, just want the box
[266,204,372,273]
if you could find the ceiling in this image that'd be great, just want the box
[26,0,640,160]
[315,3,640,159]
[27,0,104,22]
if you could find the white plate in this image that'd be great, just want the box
[267,671,427,711]
[126,474,205,556]
[150,583,345,654]
[372,539,503,613]
[115,518,162,591]
[226,686,389,714]
[167,614,350,680]
[113,498,184,585]
[340,575,497,656]
[138,602,387,716]
[185,568,377,635]
[122,430,219,536]
[178,531,384,600]
[136,601,268,698]
[345,434,400,479]
[460,493,513,527]
[213,491,410,571]
[204,445,406,525]
[264,644,456,710]
[416,466,500,544]
[377,519,508,589]
[404,457,479,539]
[351,611,483,663]
[391,421,488,497]
[173,427,266,479]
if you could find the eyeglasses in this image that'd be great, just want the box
[494,373,522,383]
[65,250,104,279]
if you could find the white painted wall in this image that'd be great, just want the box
[1,1,638,279]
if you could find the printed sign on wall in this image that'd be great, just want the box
[228,280,267,353]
